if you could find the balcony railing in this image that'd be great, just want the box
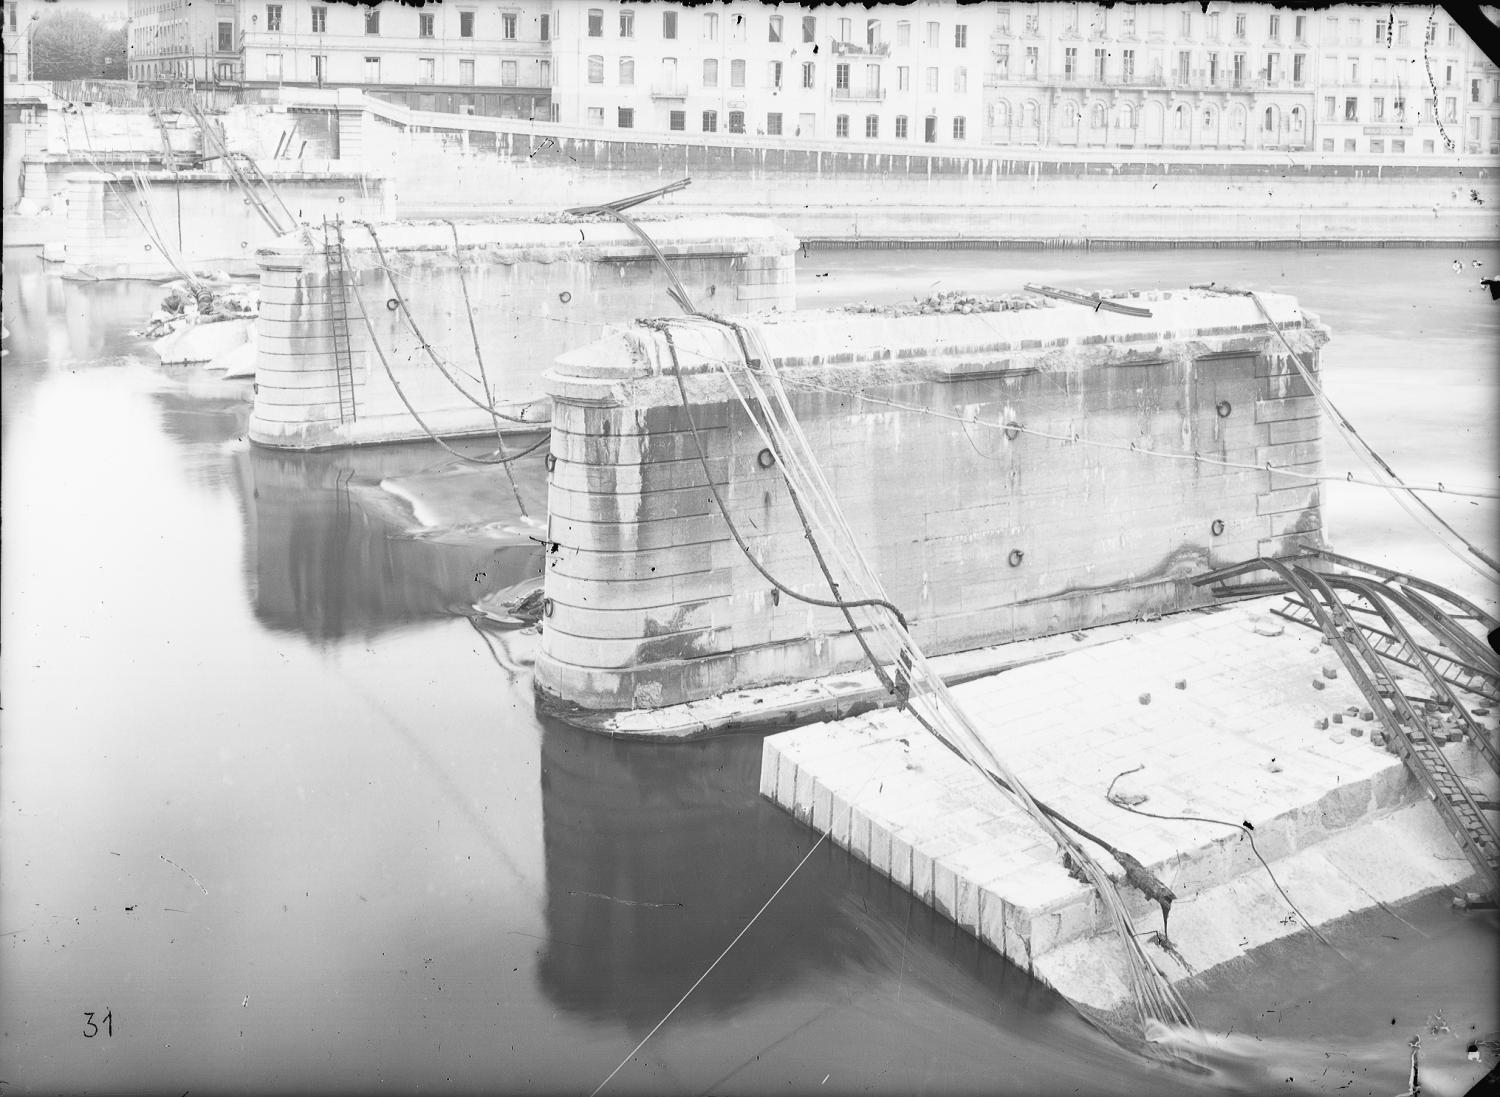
[831,39,890,58]
[830,85,886,101]
[649,83,689,99]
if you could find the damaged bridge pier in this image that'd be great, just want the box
[536,290,1331,718]
[248,215,796,451]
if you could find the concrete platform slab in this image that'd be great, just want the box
[761,597,1496,1016]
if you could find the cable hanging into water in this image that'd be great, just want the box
[445,218,529,518]
[354,220,542,426]
[339,236,548,468]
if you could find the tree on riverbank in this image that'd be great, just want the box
[30,9,111,81]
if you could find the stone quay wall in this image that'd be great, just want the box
[248,216,797,451]
[535,294,1332,715]
[321,92,1500,244]
[61,168,387,277]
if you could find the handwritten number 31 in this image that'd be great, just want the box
[83,1010,113,1038]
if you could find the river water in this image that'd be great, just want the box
[2,247,1496,1096]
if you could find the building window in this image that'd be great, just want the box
[1422,138,1434,152]
[865,114,879,137]
[587,55,603,84]
[731,59,745,87]
[702,110,717,132]
[1024,47,1037,78]
[703,11,718,40]
[502,12,517,39]
[895,115,908,138]
[1344,138,1356,152]
[1181,10,1192,36]
[996,45,1009,79]
[669,110,685,131]
[925,67,938,92]
[587,9,602,37]
[219,21,234,50]
[835,114,849,137]
[838,16,852,41]
[1122,49,1135,82]
[1093,47,1106,81]
[1391,138,1405,153]
[954,66,967,93]
[418,12,433,38]
[618,108,633,128]
[419,57,434,84]
[266,4,282,32]
[1371,97,1384,121]
[729,110,744,133]
[770,60,782,88]
[1293,53,1305,84]
[802,62,814,88]
[954,23,967,48]
[1063,101,1078,127]
[540,14,549,41]
[1396,20,1408,45]
[587,107,605,126]
[663,10,677,39]
[1445,97,1457,123]
[459,10,474,37]
[539,59,550,85]
[365,9,380,34]
[1208,12,1219,37]
[1370,138,1384,153]
[703,59,718,87]
[1289,106,1303,131]
[1091,102,1105,128]
[802,14,816,42]
[619,57,633,85]
[1118,102,1134,127]
[311,6,326,33]
[1174,104,1188,130]
[620,9,634,37]
[1393,96,1405,120]
[1234,13,1246,37]
[896,66,910,91]
[897,21,910,47]
[767,112,782,135]
[769,15,782,42]
[1344,97,1357,121]
[836,62,850,90]
[364,55,380,81]
[266,52,282,79]
[1321,138,1333,151]
[459,59,474,85]
[1064,47,1077,79]
[952,116,966,139]
[926,21,939,47]
[313,54,326,83]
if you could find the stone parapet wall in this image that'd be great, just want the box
[248,216,798,450]
[535,294,1332,715]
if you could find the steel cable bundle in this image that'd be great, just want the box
[660,314,1197,1050]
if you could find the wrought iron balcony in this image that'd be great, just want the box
[831,39,890,58]
[830,85,886,102]
[650,83,689,99]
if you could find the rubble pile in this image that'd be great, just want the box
[132,278,258,342]
[838,290,1049,317]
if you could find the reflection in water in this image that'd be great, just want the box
[234,442,549,641]
[538,721,1054,1028]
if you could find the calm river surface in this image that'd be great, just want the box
[2,246,1496,1096]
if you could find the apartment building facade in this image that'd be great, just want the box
[1311,5,1471,156]
[118,1,1496,155]
[985,2,1315,150]
[550,1,984,144]
[3,0,45,84]
[127,0,552,119]
[1467,30,1500,155]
